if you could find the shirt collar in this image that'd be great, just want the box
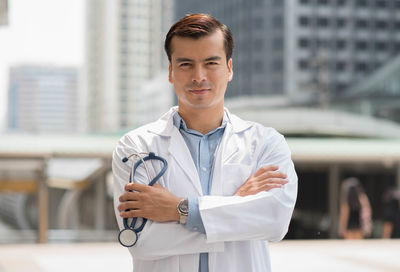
[173,111,228,136]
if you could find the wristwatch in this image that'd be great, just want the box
[177,198,188,225]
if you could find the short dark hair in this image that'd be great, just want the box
[164,13,234,63]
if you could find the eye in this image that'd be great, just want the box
[179,62,191,67]
[207,62,218,65]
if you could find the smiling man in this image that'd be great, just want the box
[113,14,298,272]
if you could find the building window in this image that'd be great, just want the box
[375,20,388,29]
[355,19,368,29]
[335,61,346,71]
[375,0,387,8]
[336,82,348,91]
[299,16,310,27]
[318,0,329,5]
[317,17,330,28]
[356,0,368,7]
[336,40,347,49]
[395,42,400,52]
[375,41,387,50]
[336,18,347,28]
[355,62,368,72]
[355,40,368,50]
[336,0,346,6]
[299,0,310,4]
[298,38,310,48]
[298,59,309,70]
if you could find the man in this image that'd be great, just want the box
[113,13,297,272]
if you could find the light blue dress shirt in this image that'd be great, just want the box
[173,112,227,272]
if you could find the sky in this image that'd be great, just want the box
[0,0,84,131]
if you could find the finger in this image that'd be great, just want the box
[262,183,285,191]
[259,178,288,185]
[125,183,149,192]
[255,170,287,181]
[119,209,144,218]
[117,200,141,212]
[119,191,140,202]
[253,165,279,177]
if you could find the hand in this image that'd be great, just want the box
[234,165,288,197]
[118,183,181,223]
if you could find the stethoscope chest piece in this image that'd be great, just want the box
[118,228,138,247]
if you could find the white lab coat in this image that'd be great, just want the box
[113,107,297,272]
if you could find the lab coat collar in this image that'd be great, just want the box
[147,106,252,137]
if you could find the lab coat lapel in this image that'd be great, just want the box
[210,110,251,195]
[168,127,203,195]
[210,123,238,195]
[148,107,203,195]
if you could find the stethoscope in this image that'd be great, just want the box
[118,152,168,247]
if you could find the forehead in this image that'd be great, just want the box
[170,30,226,60]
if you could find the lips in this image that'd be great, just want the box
[189,89,210,94]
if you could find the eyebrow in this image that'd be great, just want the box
[175,58,193,63]
[175,56,222,63]
[204,56,222,62]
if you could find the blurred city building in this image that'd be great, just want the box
[0,0,8,26]
[285,0,400,106]
[133,71,173,127]
[175,0,400,108]
[84,0,174,133]
[333,53,400,124]
[176,0,286,100]
[7,65,80,133]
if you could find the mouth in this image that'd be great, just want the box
[189,89,210,94]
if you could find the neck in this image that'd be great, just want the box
[178,106,224,135]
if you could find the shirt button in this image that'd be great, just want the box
[201,167,207,172]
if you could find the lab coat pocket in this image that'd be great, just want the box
[222,164,253,196]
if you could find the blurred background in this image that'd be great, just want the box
[0,0,399,268]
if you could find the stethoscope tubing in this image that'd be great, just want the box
[119,152,168,246]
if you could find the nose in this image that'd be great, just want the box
[192,65,206,83]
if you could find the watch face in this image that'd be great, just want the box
[179,199,189,214]
[119,229,138,247]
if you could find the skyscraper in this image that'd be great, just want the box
[84,0,173,133]
[175,0,286,100]
[7,66,79,133]
[175,0,400,106]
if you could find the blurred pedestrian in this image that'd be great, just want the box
[338,177,372,239]
[382,188,400,238]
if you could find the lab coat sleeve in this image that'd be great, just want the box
[112,135,224,261]
[199,131,298,243]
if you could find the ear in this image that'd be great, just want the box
[227,58,233,82]
[168,63,173,84]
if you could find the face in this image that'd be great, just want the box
[168,30,233,112]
